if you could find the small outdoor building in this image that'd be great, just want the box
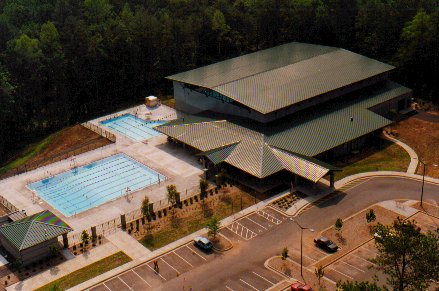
[145,96,159,107]
[0,210,72,265]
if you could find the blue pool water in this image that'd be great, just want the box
[28,154,166,217]
[100,114,166,142]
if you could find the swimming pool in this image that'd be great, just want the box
[100,114,166,142]
[28,154,166,217]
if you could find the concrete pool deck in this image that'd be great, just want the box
[0,105,203,237]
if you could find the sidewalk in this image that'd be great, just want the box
[106,229,151,260]
[383,132,419,174]
[7,243,120,291]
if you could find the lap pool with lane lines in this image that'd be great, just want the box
[100,114,166,142]
[28,154,166,217]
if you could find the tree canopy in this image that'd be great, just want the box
[0,0,438,163]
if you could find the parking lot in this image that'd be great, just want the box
[222,265,284,291]
[321,210,439,284]
[90,242,216,291]
[221,207,287,241]
[89,207,288,291]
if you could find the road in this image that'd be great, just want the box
[89,177,439,291]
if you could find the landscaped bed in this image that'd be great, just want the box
[332,139,410,181]
[137,186,259,251]
[34,251,132,291]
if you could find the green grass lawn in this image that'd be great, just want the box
[0,133,56,174]
[333,140,410,181]
[140,191,256,250]
[34,252,132,291]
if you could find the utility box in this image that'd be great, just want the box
[145,96,159,107]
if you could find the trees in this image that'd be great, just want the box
[81,230,90,249]
[314,266,325,287]
[199,179,208,198]
[335,218,343,232]
[371,218,439,291]
[166,184,179,208]
[141,196,152,221]
[206,215,221,240]
[336,281,387,291]
[366,209,376,224]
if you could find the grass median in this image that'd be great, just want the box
[35,251,132,291]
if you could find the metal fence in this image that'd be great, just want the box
[82,122,116,142]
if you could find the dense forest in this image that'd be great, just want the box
[0,0,438,163]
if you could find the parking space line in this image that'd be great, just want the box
[225,286,234,291]
[252,271,275,285]
[327,266,354,280]
[227,222,257,240]
[131,269,152,287]
[306,243,328,256]
[173,251,194,267]
[146,264,167,280]
[351,253,377,266]
[160,257,181,274]
[185,245,207,261]
[339,260,366,273]
[246,217,268,230]
[102,283,111,291]
[117,277,133,290]
[361,246,378,256]
[257,210,282,224]
[240,278,260,291]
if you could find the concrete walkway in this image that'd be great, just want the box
[383,132,419,174]
[106,229,151,260]
[7,243,120,291]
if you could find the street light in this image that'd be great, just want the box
[290,218,315,278]
[420,161,438,207]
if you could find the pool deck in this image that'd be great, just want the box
[0,104,203,236]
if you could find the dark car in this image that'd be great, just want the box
[194,236,213,251]
[314,236,338,252]
[291,282,313,291]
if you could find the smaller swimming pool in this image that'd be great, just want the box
[101,114,166,142]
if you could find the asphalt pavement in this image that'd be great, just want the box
[87,177,439,291]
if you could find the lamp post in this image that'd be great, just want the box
[420,161,438,207]
[290,218,314,277]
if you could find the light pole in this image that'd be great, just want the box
[420,161,438,207]
[290,218,314,278]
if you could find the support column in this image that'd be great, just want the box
[121,214,127,230]
[91,226,97,242]
[62,233,69,249]
[330,171,335,188]
[294,175,300,187]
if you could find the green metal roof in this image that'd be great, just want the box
[157,81,410,179]
[167,42,395,114]
[0,210,72,251]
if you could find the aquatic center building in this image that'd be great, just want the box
[157,42,412,189]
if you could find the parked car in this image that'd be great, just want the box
[314,236,338,252]
[291,282,313,291]
[194,236,213,251]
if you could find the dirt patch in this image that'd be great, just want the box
[316,205,403,267]
[1,125,112,178]
[411,201,439,220]
[212,234,233,252]
[391,111,439,178]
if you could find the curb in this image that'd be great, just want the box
[212,233,233,253]
[264,256,292,280]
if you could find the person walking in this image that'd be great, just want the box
[153,260,159,272]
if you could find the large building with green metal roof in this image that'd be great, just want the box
[158,42,412,190]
